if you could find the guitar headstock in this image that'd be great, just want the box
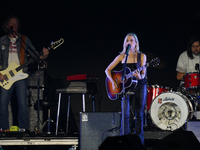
[49,38,64,50]
[148,57,160,67]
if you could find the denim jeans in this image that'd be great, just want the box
[0,79,29,130]
[120,84,147,144]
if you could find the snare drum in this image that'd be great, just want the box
[147,85,171,111]
[150,92,193,131]
[184,72,200,90]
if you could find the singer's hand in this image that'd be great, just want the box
[111,80,118,91]
[133,70,141,80]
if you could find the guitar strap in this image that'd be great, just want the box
[137,53,141,69]
[19,35,26,65]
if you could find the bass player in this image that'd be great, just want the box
[0,15,49,132]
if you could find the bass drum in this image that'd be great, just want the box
[150,92,193,131]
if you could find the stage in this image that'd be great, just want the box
[0,130,199,150]
[0,133,78,150]
[0,131,168,150]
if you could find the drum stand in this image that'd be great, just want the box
[182,88,200,120]
[190,95,200,119]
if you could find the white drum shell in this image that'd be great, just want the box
[150,92,193,131]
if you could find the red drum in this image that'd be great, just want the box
[147,85,170,111]
[184,72,200,91]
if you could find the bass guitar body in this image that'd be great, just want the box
[0,62,28,90]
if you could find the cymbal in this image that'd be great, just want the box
[143,51,165,68]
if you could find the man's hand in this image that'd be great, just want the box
[40,47,49,59]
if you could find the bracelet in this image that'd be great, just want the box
[140,74,144,79]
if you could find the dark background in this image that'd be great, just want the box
[1,1,200,132]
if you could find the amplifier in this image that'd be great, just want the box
[186,121,200,142]
[80,112,121,150]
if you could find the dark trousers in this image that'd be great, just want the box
[0,79,29,130]
[120,84,147,144]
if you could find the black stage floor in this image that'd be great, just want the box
[0,132,78,150]
[0,129,200,150]
[0,131,163,150]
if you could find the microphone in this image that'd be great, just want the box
[8,26,14,33]
[125,44,131,55]
[195,63,199,71]
[10,26,14,31]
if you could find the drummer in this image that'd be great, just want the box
[176,36,200,92]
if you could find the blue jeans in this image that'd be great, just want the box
[120,84,147,144]
[0,79,29,130]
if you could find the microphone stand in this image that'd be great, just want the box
[9,29,40,63]
[9,29,43,132]
[36,63,41,132]
[121,50,129,135]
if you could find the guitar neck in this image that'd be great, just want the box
[14,38,64,73]
[15,51,44,72]
[127,63,148,79]
[134,64,148,73]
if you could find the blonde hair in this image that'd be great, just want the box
[121,33,140,54]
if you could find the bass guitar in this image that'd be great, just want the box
[0,38,64,90]
[105,58,160,100]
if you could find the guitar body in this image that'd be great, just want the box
[0,62,28,90]
[105,67,137,100]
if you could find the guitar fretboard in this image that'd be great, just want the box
[16,52,43,72]
[126,63,148,79]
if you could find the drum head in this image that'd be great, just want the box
[150,92,193,131]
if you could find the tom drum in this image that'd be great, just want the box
[184,72,200,92]
[147,85,171,111]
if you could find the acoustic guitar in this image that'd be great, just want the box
[105,58,160,100]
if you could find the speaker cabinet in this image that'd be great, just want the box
[187,121,200,142]
[80,112,121,150]
[153,130,200,150]
[28,70,45,87]
[99,134,146,150]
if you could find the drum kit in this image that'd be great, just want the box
[144,52,200,132]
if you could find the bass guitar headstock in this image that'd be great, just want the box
[49,38,64,50]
